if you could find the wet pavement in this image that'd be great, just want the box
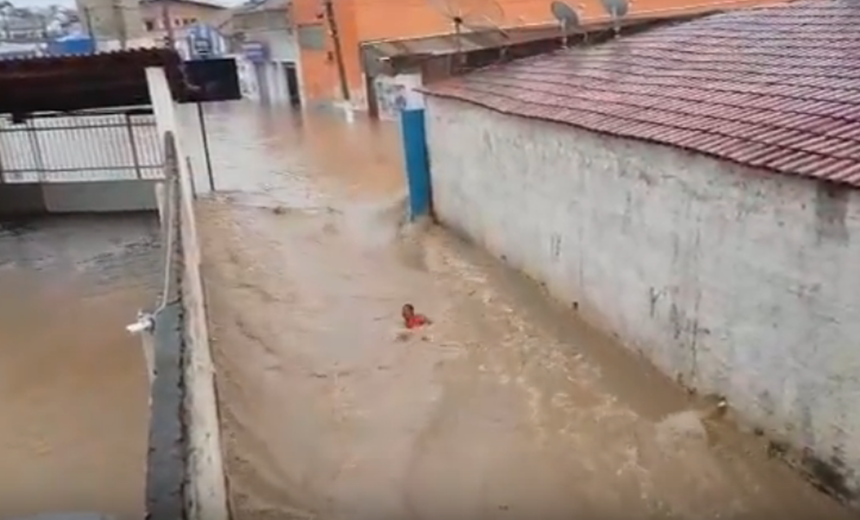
[0,214,159,520]
[195,101,854,520]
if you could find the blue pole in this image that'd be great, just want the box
[400,108,431,221]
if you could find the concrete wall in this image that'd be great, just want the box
[425,97,860,504]
[0,180,158,216]
[147,67,228,520]
[0,183,45,215]
[43,180,159,213]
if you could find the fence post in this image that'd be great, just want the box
[400,108,431,221]
[26,120,46,183]
[126,112,144,179]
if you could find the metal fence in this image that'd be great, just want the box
[0,109,164,183]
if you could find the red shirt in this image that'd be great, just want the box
[405,314,429,329]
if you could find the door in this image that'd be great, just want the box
[284,62,301,107]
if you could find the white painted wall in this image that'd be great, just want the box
[250,28,298,62]
[231,54,261,101]
[239,28,302,105]
[374,73,425,121]
[425,97,860,502]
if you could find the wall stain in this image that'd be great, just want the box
[550,233,561,262]
[648,286,664,318]
[621,193,632,233]
[814,181,849,244]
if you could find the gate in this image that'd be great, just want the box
[0,109,164,183]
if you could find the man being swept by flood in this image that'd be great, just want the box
[394,303,432,342]
[402,303,431,329]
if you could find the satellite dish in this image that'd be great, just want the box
[427,0,508,59]
[549,0,581,48]
[599,0,630,37]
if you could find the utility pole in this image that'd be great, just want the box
[323,0,350,102]
[83,6,95,42]
[161,0,174,48]
[37,13,47,40]
[113,0,127,49]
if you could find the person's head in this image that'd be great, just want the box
[402,303,415,319]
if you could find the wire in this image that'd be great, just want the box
[152,170,179,316]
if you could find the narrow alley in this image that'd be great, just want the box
[195,102,854,520]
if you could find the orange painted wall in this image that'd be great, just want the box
[292,0,364,103]
[293,0,785,105]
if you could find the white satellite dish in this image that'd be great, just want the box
[550,0,581,48]
[427,0,508,59]
[599,0,629,37]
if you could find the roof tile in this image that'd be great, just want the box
[423,0,860,187]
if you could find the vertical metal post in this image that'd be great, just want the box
[197,102,215,192]
[83,7,96,51]
[186,156,197,199]
[26,120,46,183]
[0,126,5,184]
[400,108,431,221]
[126,112,143,179]
[114,0,127,49]
[161,0,175,48]
[323,0,350,102]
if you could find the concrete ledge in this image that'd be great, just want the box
[0,180,158,216]
[0,183,46,215]
[43,180,159,213]
[146,66,229,520]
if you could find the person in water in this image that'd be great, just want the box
[402,303,431,329]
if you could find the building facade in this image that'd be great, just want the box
[221,0,302,106]
[289,0,787,109]
[75,0,144,42]
[139,0,226,41]
[421,0,860,507]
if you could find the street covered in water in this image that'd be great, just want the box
[192,102,854,520]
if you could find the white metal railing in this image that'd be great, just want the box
[0,109,164,183]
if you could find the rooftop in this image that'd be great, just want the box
[0,48,189,114]
[362,0,756,76]
[423,0,860,188]
[140,0,228,9]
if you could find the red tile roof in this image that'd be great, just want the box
[422,0,860,187]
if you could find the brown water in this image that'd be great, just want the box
[0,214,160,520]
[195,102,853,520]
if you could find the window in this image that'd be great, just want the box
[297,23,326,50]
[144,19,155,31]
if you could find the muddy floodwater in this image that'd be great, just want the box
[194,102,854,520]
[0,214,159,520]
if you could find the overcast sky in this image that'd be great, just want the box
[11,0,238,8]
[13,0,75,7]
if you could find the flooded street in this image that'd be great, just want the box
[0,214,159,519]
[196,102,853,520]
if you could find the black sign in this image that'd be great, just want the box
[181,58,241,103]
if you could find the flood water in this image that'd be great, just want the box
[194,101,854,520]
[0,214,159,519]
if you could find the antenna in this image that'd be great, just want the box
[599,0,629,37]
[549,0,581,48]
[427,0,508,63]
